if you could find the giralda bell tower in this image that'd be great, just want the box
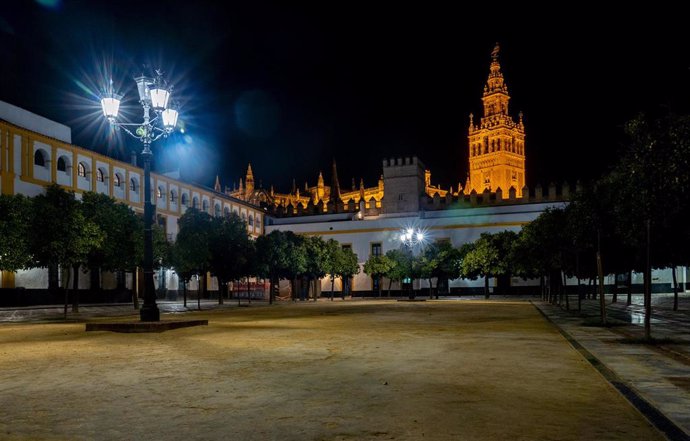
[466,43,526,197]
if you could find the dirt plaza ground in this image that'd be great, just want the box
[0,300,663,440]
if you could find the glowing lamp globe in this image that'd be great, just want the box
[100,93,122,120]
[162,107,179,132]
[134,75,153,102]
[149,86,171,111]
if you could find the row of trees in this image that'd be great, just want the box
[169,210,361,306]
[0,184,167,313]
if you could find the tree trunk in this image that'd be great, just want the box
[612,273,618,303]
[428,278,433,299]
[132,267,140,309]
[597,228,606,325]
[72,264,80,313]
[247,277,252,304]
[627,270,633,306]
[378,276,382,297]
[63,265,71,319]
[330,276,335,301]
[484,275,490,299]
[644,219,651,340]
[540,275,545,301]
[577,276,582,312]
[183,280,187,307]
[198,275,203,311]
[387,278,392,297]
[672,266,679,311]
[563,271,569,310]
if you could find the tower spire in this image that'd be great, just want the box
[483,42,509,117]
[331,158,341,202]
[245,163,254,195]
[214,174,221,193]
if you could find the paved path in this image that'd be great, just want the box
[534,298,690,440]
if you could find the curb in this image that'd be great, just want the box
[531,301,690,441]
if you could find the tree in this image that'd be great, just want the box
[174,208,213,310]
[29,184,103,315]
[0,194,32,274]
[324,241,360,300]
[302,236,329,301]
[419,241,462,299]
[336,246,360,299]
[168,241,196,308]
[323,239,343,300]
[461,231,517,299]
[80,192,141,306]
[386,248,415,298]
[256,231,306,303]
[363,254,393,297]
[612,112,690,337]
[208,213,251,305]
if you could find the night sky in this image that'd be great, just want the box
[2,2,689,193]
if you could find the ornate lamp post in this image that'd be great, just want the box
[399,227,425,299]
[99,71,179,322]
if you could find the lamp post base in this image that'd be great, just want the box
[140,304,160,322]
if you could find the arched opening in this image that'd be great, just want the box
[96,168,105,182]
[57,156,68,172]
[181,193,188,206]
[78,162,87,178]
[34,150,47,167]
[130,177,139,192]
[113,173,122,187]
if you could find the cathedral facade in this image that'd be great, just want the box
[224,44,526,212]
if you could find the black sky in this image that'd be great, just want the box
[2,2,690,193]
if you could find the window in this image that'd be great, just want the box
[113,173,122,187]
[157,187,163,199]
[342,244,352,251]
[78,162,86,177]
[192,197,199,209]
[181,193,188,206]
[248,214,254,226]
[371,243,382,257]
[57,157,67,172]
[96,168,104,182]
[214,204,221,217]
[170,190,177,203]
[202,200,209,212]
[256,215,261,229]
[398,194,404,201]
[34,150,46,167]
[224,207,230,217]
[130,178,138,192]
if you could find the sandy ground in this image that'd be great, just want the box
[0,300,663,441]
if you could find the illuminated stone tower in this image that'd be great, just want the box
[467,43,526,197]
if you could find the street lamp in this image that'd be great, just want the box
[399,227,425,299]
[99,70,178,322]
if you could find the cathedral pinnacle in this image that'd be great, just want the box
[214,174,221,193]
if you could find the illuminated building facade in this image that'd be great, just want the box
[0,100,264,295]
